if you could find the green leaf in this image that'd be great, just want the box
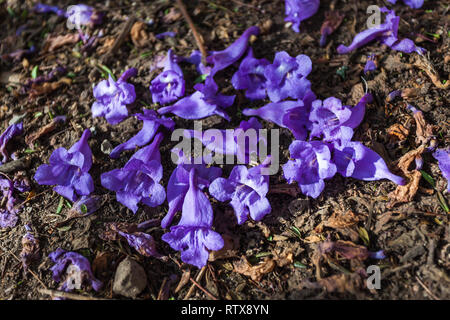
[358,227,370,246]
[57,225,72,232]
[31,65,39,79]
[80,204,88,214]
[437,191,449,213]
[56,196,65,214]
[98,64,116,81]
[420,170,436,188]
[194,74,208,84]
[294,261,307,269]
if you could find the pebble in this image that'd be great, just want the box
[113,257,147,298]
[100,139,113,155]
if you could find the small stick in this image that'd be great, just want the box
[183,266,206,300]
[102,16,137,63]
[0,157,30,173]
[175,0,208,65]
[8,250,47,289]
[415,276,440,300]
[38,288,108,300]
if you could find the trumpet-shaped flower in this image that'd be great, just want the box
[34,129,94,202]
[209,157,272,224]
[162,168,224,268]
[110,109,175,158]
[387,0,423,9]
[285,0,320,32]
[432,148,450,192]
[150,49,185,105]
[0,122,23,164]
[101,133,166,213]
[92,68,137,125]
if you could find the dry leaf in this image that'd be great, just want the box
[25,116,66,147]
[324,210,361,230]
[387,123,409,142]
[303,272,365,294]
[233,256,276,281]
[97,37,115,55]
[209,234,239,261]
[163,8,182,23]
[130,21,153,48]
[413,55,449,89]
[304,234,323,243]
[43,33,80,53]
[29,78,71,98]
[174,269,191,294]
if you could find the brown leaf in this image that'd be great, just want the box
[163,8,182,23]
[130,22,154,48]
[320,11,344,38]
[272,249,294,267]
[304,272,365,294]
[233,256,276,281]
[29,78,72,98]
[387,123,409,142]
[92,252,111,277]
[25,116,66,148]
[174,269,191,294]
[412,109,434,146]
[324,210,361,230]
[42,33,80,53]
[209,234,239,261]
[413,55,449,89]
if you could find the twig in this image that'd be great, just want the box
[8,250,47,289]
[38,288,108,300]
[183,266,206,300]
[102,16,137,64]
[415,276,440,300]
[0,157,30,173]
[175,0,208,65]
[188,275,218,300]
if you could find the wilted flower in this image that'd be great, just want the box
[231,48,270,100]
[387,0,423,9]
[1,46,36,62]
[66,4,103,28]
[206,26,260,76]
[101,133,166,213]
[283,140,337,198]
[285,0,320,32]
[20,225,40,273]
[110,109,175,158]
[118,231,162,258]
[158,76,235,120]
[162,168,224,268]
[49,248,102,294]
[33,3,66,16]
[161,150,222,228]
[432,148,450,192]
[364,54,377,74]
[209,157,272,225]
[150,49,185,105]
[34,129,94,202]
[155,31,176,39]
[0,122,23,164]
[182,50,212,76]
[264,51,312,102]
[92,68,137,125]
[0,177,19,228]
[337,8,424,54]
[320,10,344,47]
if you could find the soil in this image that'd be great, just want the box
[0,0,449,300]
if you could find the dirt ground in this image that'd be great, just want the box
[0,0,449,300]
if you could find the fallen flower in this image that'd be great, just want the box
[1,46,36,62]
[20,224,40,273]
[283,140,337,198]
[206,26,260,76]
[66,4,103,29]
[318,239,385,260]
[42,33,81,53]
[0,176,20,228]
[158,76,235,120]
[110,109,175,159]
[118,230,163,258]
[49,248,102,294]
[264,51,313,102]
[162,168,224,269]
[0,122,23,164]
[387,0,424,9]
[155,31,176,39]
[33,3,65,16]
[364,54,377,74]
[92,68,137,125]
[320,10,344,47]
[209,157,272,225]
[432,148,450,192]
[150,49,185,105]
[337,8,424,54]
[101,133,166,213]
[231,47,270,100]
[34,129,94,202]
[182,50,212,76]
[285,0,320,33]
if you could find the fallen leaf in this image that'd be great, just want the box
[91,251,111,277]
[42,33,80,53]
[174,268,191,294]
[302,272,365,294]
[233,256,276,281]
[29,78,72,98]
[387,123,409,142]
[413,54,449,89]
[323,210,361,230]
[163,8,182,23]
[209,234,239,261]
[130,21,154,48]
[25,116,66,147]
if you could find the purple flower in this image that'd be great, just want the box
[182,50,212,75]
[387,0,424,9]
[184,117,266,164]
[207,26,260,76]
[209,157,272,224]
[49,248,102,293]
[150,50,185,105]
[155,31,177,39]
[101,133,166,214]
[71,195,103,216]
[158,76,235,120]
[92,68,137,125]
[283,140,337,198]
[67,4,102,28]
[231,48,270,100]
[0,122,23,164]
[0,177,19,228]
[34,129,94,202]
[432,148,450,192]
[33,3,66,16]
[364,54,377,74]
[110,109,175,158]
[162,150,222,228]
[337,8,424,54]
[162,168,224,268]
[20,225,40,273]
[264,51,312,102]
[332,140,405,185]
[285,0,320,32]
[118,231,162,258]
[1,46,36,62]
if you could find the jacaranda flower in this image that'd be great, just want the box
[101,133,166,214]
[0,122,23,164]
[432,148,450,192]
[161,149,222,228]
[162,168,224,268]
[66,4,103,28]
[332,140,405,185]
[34,129,94,202]
[0,177,19,228]
[319,10,344,47]
[20,225,40,273]
[182,50,212,76]
[231,48,270,100]
[387,0,423,9]
[92,68,137,125]
[207,26,260,76]
[150,49,185,105]
[158,76,235,120]
[285,0,320,32]
[283,140,337,198]
[337,8,424,54]
[33,3,65,16]
[110,109,175,159]
[209,157,272,225]
[364,54,377,74]
[49,248,102,294]
[264,51,313,102]
[118,230,163,258]
[155,31,176,39]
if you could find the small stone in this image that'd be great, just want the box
[101,139,112,154]
[113,257,147,298]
